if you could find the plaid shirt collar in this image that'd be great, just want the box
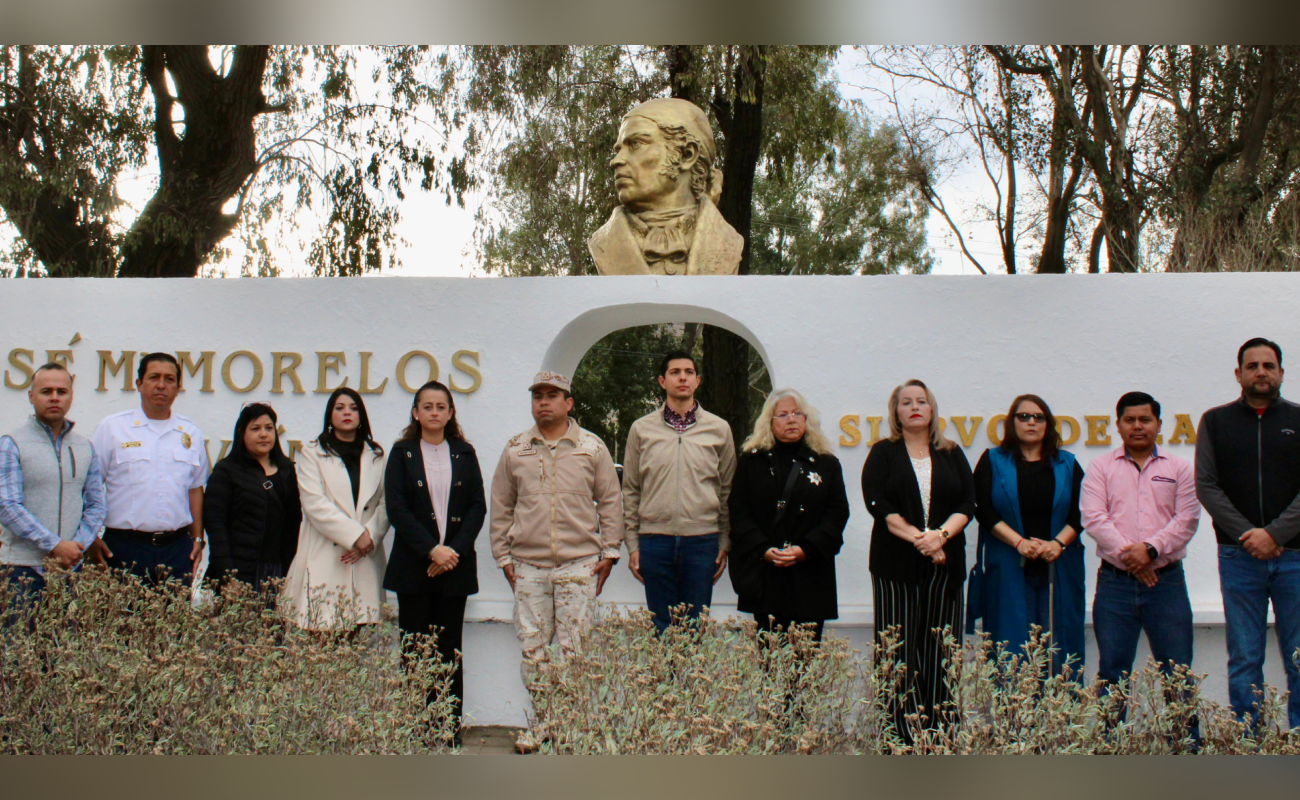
[662,401,699,434]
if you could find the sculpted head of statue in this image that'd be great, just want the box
[589,98,742,276]
[610,98,722,213]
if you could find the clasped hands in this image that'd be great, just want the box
[1015,537,1065,564]
[913,528,948,564]
[763,545,806,568]
[427,544,459,577]
[340,531,375,564]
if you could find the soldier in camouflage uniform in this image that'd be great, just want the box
[489,372,624,691]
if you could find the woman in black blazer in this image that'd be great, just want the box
[384,381,485,740]
[204,402,302,595]
[861,379,975,741]
[729,389,849,643]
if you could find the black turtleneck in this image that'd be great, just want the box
[333,437,364,504]
[771,438,804,486]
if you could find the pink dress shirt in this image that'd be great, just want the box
[1080,446,1200,569]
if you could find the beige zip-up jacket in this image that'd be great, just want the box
[489,420,623,568]
[621,404,737,554]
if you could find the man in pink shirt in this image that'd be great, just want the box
[1081,392,1201,689]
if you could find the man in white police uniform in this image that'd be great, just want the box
[88,353,210,585]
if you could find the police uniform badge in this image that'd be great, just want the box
[182,432,192,449]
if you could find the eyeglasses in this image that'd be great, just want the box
[775,411,807,421]
[1014,412,1046,423]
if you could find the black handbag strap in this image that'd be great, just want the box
[770,459,804,535]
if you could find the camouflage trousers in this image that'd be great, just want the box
[513,554,600,688]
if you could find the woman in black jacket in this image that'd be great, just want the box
[730,389,849,643]
[384,380,485,740]
[203,402,302,596]
[861,379,975,741]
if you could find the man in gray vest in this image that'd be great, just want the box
[0,363,106,609]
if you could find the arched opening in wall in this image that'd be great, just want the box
[541,304,774,464]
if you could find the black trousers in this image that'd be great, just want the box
[397,592,467,730]
[872,568,963,743]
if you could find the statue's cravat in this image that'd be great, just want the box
[626,205,697,273]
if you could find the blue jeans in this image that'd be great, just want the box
[639,533,719,633]
[2,566,47,628]
[103,531,195,587]
[1094,562,1195,685]
[1218,546,1300,730]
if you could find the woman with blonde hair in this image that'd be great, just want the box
[728,389,849,642]
[861,379,975,740]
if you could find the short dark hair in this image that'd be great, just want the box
[1116,391,1161,420]
[1000,394,1061,459]
[659,350,697,377]
[33,362,69,376]
[227,402,289,465]
[137,352,181,383]
[1238,337,1282,369]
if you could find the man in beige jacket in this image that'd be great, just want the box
[622,350,736,632]
[489,371,623,689]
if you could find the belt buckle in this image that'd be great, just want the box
[152,531,169,546]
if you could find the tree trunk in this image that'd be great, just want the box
[702,46,767,445]
[117,45,273,277]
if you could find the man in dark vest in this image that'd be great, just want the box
[1196,337,1300,731]
[0,363,106,612]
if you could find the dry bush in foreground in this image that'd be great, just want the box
[529,610,1300,754]
[0,568,455,754]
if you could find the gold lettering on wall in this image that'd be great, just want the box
[1057,416,1081,446]
[288,440,304,461]
[203,439,233,464]
[176,351,216,393]
[358,352,388,394]
[950,416,983,448]
[315,352,348,393]
[271,352,305,394]
[96,350,136,392]
[449,350,482,394]
[1085,415,1112,446]
[865,416,883,445]
[221,351,264,394]
[396,350,438,393]
[987,414,1006,446]
[5,348,35,390]
[839,415,861,447]
[1168,413,1197,445]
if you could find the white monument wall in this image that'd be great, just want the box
[1,274,1296,724]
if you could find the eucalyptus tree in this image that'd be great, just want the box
[0,45,453,278]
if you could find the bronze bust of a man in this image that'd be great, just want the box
[588,98,743,275]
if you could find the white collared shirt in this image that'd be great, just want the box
[91,408,211,533]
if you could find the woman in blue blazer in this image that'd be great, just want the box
[967,394,1086,674]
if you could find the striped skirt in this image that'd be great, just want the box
[872,566,964,738]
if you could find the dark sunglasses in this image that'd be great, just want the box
[1014,412,1047,423]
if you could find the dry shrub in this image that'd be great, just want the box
[529,613,1300,754]
[0,567,456,754]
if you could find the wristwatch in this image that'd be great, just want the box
[1145,543,1158,561]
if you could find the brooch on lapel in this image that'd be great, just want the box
[807,472,822,486]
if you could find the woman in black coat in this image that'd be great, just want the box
[203,402,302,595]
[861,379,975,741]
[384,380,485,741]
[729,389,849,643]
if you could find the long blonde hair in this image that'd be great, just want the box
[741,388,834,455]
[887,379,955,450]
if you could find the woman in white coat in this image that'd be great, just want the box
[282,387,390,631]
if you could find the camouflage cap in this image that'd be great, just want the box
[528,371,571,394]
